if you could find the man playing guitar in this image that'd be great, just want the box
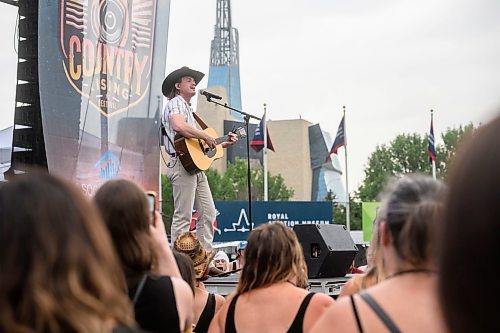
[161,66,237,252]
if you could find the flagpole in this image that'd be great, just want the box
[431,109,436,180]
[263,104,268,201]
[343,106,350,232]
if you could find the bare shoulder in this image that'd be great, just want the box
[171,277,194,320]
[214,293,226,311]
[309,295,356,332]
[171,276,193,301]
[303,293,335,333]
[225,290,237,300]
[310,292,335,308]
[338,275,363,298]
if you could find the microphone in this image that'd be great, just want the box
[199,89,222,100]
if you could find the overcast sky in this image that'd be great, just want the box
[1,0,500,190]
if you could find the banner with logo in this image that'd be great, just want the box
[362,202,382,242]
[211,201,333,242]
[38,0,170,195]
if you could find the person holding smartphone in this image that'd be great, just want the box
[94,179,194,333]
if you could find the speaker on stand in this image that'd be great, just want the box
[293,224,358,278]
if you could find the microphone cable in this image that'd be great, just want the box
[211,268,242,278]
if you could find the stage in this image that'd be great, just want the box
[205,274,351,297]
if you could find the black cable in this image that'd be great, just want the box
[158,124,169,167]
[212,268,242,277]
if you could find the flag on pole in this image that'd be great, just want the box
[250,116,275,152]
[325,115,345,161]
[428,117,437,162]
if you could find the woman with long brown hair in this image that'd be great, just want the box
[209,222,334,333]
[0,173,139,333]
[95,179,193,333]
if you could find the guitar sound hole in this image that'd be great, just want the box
[198,140,216,158]
[206,148,216,158]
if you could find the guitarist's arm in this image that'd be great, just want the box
[170,114,217,148]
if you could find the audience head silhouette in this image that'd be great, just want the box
[439,115,500,333]
[0,173,133,332]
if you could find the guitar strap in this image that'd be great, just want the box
[192,112,208,130]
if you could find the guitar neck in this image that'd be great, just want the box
[212,128,245,145]
[215,135,231,145]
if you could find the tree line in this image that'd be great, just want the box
[331,123,476,230]
[161,124,475,231]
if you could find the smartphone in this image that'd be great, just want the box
[146,192,156,225]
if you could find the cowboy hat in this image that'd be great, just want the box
[162,66,205,97]
[174,232,214,279]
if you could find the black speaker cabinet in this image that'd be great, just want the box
[294,224,358,278]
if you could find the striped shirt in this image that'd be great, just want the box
[162,95,197,154]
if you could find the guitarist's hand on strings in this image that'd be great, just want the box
[222,132,238,148]
[203,133,217,149]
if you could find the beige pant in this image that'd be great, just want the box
[167,159,215,251]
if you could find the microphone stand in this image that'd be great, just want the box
[203,96,260,231]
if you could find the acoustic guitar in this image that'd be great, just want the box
[174,127,246,174]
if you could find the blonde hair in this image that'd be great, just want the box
[0,173,134,333]
[361,216,387,289]
[237,222,308,294]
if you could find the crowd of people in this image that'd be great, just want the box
[1,114,500,332]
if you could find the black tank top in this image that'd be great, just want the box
[128,275,180,333]
[194,293,216,333]
[225,292,316,333]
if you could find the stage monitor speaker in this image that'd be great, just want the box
[294,224,358,278]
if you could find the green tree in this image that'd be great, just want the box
[358,133,431,201]
[325,190,362,230]
[331,201,362,230]
[222,158,294,201]
[357,124,476,202]
[356,144,394,202]
[161,174,174,231]
[205,168,235,200]
[436,123,475,178]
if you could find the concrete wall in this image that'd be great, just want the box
[266,119,312,201]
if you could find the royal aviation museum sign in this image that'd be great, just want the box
[212,201,333,242]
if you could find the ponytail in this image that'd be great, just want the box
[396,200,442,265]
[381,175,445,265]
